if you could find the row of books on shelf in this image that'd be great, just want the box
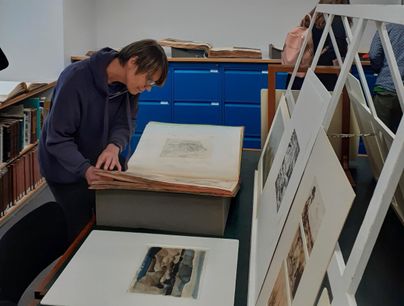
[0,97,49,163]
[0,146,43,216]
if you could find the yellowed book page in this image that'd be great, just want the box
[94,170,239,194]
[158,38,212,51]
[208,47,262,58]
[26,82,48,91]
[0,81,27,102]
[127,122,243,185]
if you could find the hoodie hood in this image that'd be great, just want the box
[89,47,118,95]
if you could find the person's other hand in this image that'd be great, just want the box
[85,166,103,185]
[95,143,122,171]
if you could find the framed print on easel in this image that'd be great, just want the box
[256,128,355,306]
[256,94,290,215]
[253,69,332,304]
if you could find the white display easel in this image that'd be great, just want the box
[285,4,404,306]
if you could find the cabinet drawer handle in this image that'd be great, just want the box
[262,70,268,74]
[210,69,219,73]
[160,101,169,105]
[211,102,219,106]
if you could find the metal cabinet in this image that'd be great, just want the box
[223,63,268,149]
[172,63,222,125]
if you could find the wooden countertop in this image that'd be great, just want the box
[71,55,282,64]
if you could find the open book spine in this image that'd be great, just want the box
[158,38,213,51]
[207,48,262,59]
[90,170,239,197]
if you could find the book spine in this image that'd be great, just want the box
[0,124,3,163]
[0,168,5,215]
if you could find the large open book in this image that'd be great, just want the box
[208,47,262,59]
[158,38,262,59]
[91,122,244,197]
[158,38,213,51]
[0,81,48,102]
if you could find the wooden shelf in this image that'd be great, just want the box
[0,142,38,171]
[70,54,281,64]
[167,57,281,64]
[0,82,55,225]
[0,82,56,111]
[0,179,46,226]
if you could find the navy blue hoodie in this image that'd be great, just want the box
[39,48,138,184]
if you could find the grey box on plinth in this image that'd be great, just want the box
[95,189,231,236]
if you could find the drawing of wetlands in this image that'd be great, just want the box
[301,183,325,255]
[268,261,289,306]
[275,130,300,212]
[129,247,205,298]
[286,228,306,299]
[160,138,211,159]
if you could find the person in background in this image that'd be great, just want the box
[369,23,404,133]
[287,0,349,90]
[39,39,168,243]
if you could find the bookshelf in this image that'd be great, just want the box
[0,180,47,225]
[0,82,55,111]
[0,82,55,225]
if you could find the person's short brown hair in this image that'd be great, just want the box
[118,39,168,86]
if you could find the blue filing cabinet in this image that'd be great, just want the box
[122,59,279,158]
[172,63,222,125]
[223,63,268,149]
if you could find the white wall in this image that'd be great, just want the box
[0,0,64,81]
[94,0,317,55]
[63,0,96,67]
[0,0,402,81]
[352,0,401,51]
[94,0,401,54]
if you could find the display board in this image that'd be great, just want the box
[256,128,354,306]
[254,69,331,304]
[41,230,238,306]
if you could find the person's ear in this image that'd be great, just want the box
[130,56,138,66]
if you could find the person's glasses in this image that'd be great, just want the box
[146,73,156,87]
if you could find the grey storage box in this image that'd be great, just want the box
[96,189,231,236]
[171,47,206,58]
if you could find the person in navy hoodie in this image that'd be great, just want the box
[39,39,168,243]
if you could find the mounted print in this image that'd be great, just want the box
[259,94,290,193]
[275,130,300,212]
[129,247,205,298]
[254,69,332,304]
[41,231,238,306]
[256,128,355,306]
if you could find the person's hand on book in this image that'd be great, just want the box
[95,143,122,171]
[85,166,103,185]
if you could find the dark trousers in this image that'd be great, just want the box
[374,92,402,134]
[46,179,94,244]
[286,72,337,91]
